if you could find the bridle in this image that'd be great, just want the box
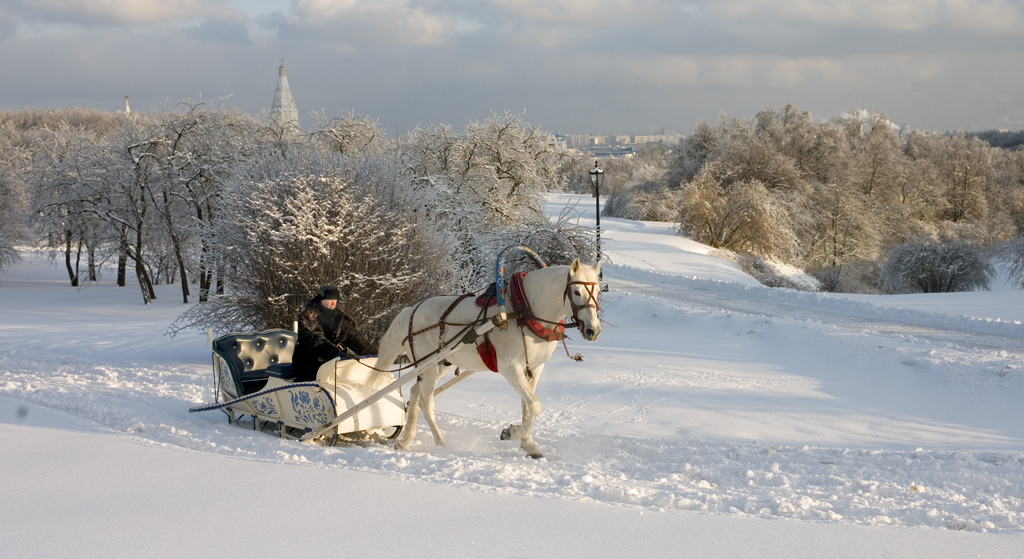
[563,271,600,330]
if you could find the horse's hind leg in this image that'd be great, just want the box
[395,367,447,450]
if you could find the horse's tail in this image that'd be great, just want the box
[375,306,413,373]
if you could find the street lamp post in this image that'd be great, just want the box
[589,160,605,265]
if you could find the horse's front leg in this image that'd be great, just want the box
[520,364,545,426]
[395,378,421,451]
[417,365,447,447]
[500,364,545,459]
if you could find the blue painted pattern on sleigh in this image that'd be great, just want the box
[195,329,404,439]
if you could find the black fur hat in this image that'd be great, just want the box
[318,285,341,300]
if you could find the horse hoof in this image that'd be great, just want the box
[527,452,544,460]
[500,426,512,441]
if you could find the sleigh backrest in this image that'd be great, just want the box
[211,330,297,397]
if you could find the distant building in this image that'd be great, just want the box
[565,130,680,151]
[633,133,677,145]
[591,145,635,158]
[568,134,591,147]
[270,59,299,132]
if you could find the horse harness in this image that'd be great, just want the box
[403,293,479,366]
[402,270,600,373]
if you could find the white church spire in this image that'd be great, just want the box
[270,58,299,132]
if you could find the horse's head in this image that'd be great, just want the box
[565,259,602,341]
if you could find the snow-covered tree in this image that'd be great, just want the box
[396,111,580,286]
[760,105,833,180]
[0,119,28,272]
[603,181,678,222]
[664,118,718,188]
[401,123,461,177]
[717,115,807,194]
[590,143,674,222]
[106,119,164,302]
[905,131,993,227]
[451,110,568,225]
[940,132,993,225]
[988,147,1024,239]
[29,122,115,286]
[146,104,266,302]
[800,122,886,290]
[677,166,797,258]
[661,105,1024,292]
[1006,235,1024,289]
[879,241,995,294]
[312,110,393,158]
[677,166,727,246]
[805,178,876,280]
[173,148,457,339]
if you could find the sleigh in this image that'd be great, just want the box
[189,329,408,443]
[189,320,500,444]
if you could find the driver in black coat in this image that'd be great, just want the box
[292,285,376,382]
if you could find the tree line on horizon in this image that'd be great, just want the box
[0,103,1022,336]
[604,105,1024,293]
[0,105,593,337]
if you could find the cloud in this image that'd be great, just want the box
[187,17,251,44]
[942,0,1024,33]
[0,0,1020,135]
[588,53,853,91]
[12,0,242,26]
[489,0,675,25]
[286,0,455,46]
[711,0,1024,34]
[0,11,16,41]
[711,0,934,31]
[489,0,622,23]
[477,0,701,53]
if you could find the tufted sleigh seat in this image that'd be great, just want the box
[211,329,297,397]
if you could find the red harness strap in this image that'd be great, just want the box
[476,333,499,372]
[509,272,566,342]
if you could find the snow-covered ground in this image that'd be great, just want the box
[2,194,1023,557]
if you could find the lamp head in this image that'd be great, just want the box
[588,160,604,189]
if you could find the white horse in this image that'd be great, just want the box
[375,259,602,458]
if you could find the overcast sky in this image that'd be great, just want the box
[1,0,1022,136]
